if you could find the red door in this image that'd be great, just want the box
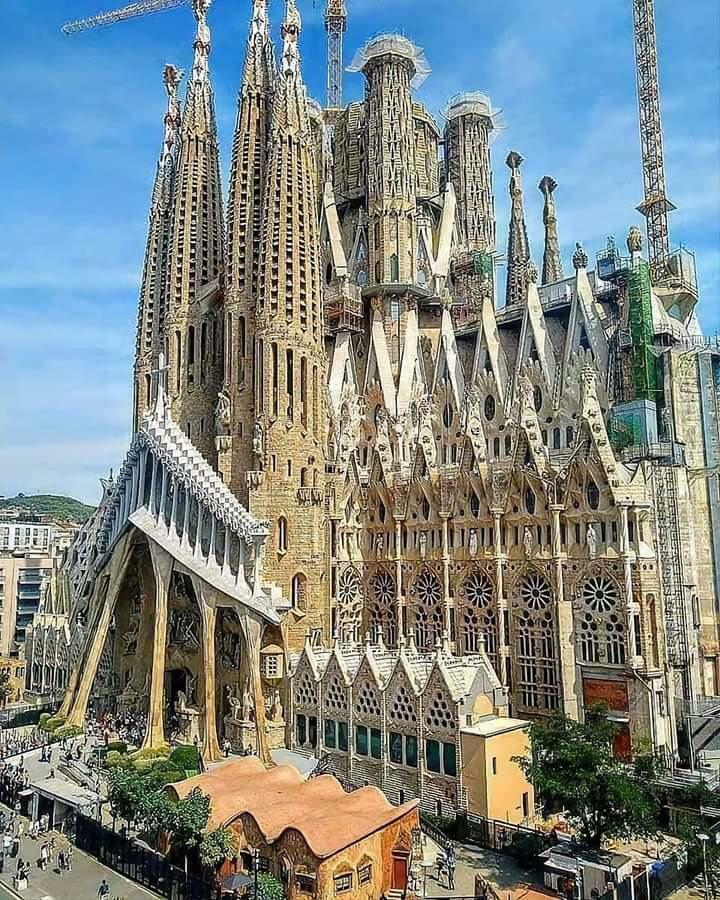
[392,854,408,890]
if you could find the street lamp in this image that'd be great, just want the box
[697,833,710,900]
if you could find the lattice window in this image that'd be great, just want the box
[369,569,396,646]
[295,669,318,709]
[576,573,625,665]
[388,683,418,727]
[424,689,457,732]
[353,678,382,720]
[323,673,348,715]
[459,571,497,661]
[412,569,444,651]
[512,571,559,711]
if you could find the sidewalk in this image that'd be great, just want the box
[0,830,158,900]
[420,836,529,898]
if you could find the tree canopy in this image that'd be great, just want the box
[516,705,662,849]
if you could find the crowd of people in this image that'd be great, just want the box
[86,708,147,749]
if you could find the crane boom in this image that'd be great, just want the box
[631,0,675,280]
[62,0,190,35]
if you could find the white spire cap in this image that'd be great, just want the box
[281,0,301,77]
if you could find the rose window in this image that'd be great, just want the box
[371,570,395,604]
[581,575,618,614]
[463,572,493,608]
[520,572,552,611]
[413,569,441,606]
[338,567,361,607]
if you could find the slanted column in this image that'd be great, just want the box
[130,459,140,512]
[138,449,148,508]
[149,455,159,515]
[222,527,231,574]
[193,588,221,762]
[239,610,273,768]
[207,516,217,565]
[181,489,191,549]
[142,541,173,750]
[169,478,179,537]
[158,466,168,524]
[66,534,134,728]
[194,505,204,560]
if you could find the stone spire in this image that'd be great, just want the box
[165,0,225,463]
[166,0,224,317]
[504,151,531,306]
[133,64,183,432]
[250,0,328,649]
[539,176,564,285]
[219,0,276,497]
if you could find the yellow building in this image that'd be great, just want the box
[461,716,534,824]
[0,656,26,706]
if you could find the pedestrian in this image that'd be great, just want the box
[40,842,48,870]
[97,878,110,899]
[11,836,19,857]
[3,831,11,853]
[0,849,4,873]
[66,846,73,872]
[447,860,455,890]
[58,848,65,874]
[223,739,231,758]
[16,820,24,840]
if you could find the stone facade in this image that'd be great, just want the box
[29,0,720,784]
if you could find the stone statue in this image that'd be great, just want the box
[523,525,534,558]
[176,690,188,711]
[587,523,598,559]
[225,685,242,719]
[242,681,255,722]
[252,421,265,468]
[215,389,231,435]
[374,532,385,556]
[268,690,283,723]
[469,528,478,558]
[419,532,427,559]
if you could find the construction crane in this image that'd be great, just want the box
[62,0,190,35]
[325,0,347,109]
[631,0,675,282]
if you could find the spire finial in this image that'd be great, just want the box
[161,65,183,165]
[572,241,589,270]
[539,175,564,285]
[505,151,531,307]
[191,0,212,83]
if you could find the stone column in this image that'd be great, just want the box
[239,610,273,768]
[551,503,578,719]
[199,598,221,761]
[619,503,639,665]
[394,520,404,639]
[66,533,134,728]
[137,448,148,508]
[142,541,173,750]
[492,509,508,686]
[441,516,452,637]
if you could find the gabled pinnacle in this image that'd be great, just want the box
[539,175,564,285]
[282,0,302,78]
[242,0,276,93]
[505,151,531,307]
[191,0,212,85]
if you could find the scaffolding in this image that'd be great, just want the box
[325,0,347,109]
[62,0,188,34]
[347,34,431,88]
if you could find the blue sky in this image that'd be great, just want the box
[0,0,718,504]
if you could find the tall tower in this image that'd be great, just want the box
[219,0,276,500]
[165,0,225,463]
[539,175,564,285]
[504,151,531,307]
[443,92,499,253]
[350,35,429,288]
[325,0,347,109]
[251,0,328,649]
[133,64,183,431]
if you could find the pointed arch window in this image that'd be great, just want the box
[587,480,600,510]
[390,254,400,282]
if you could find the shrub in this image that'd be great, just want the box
[40,714,68,734]
[169,745,200,772]
[39,713,52,727]
[106,741,128,755]
[105,751,133,769]
[55,724,83,739]
[129,745,170,763]
[149,762,186,785]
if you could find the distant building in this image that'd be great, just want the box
[0,656,26,706]
[169,757,421,900]
[0,518,79,658]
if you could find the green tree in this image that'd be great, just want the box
[199,827,239,870]
[516,705,661,849]
[246,873,287,900]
